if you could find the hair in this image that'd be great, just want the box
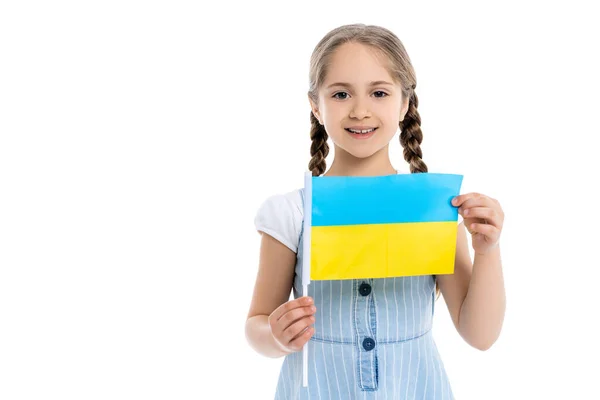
[307,23,441,300]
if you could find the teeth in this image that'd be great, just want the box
[348,128,375,134]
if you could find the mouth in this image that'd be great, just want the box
[345,127,378,139]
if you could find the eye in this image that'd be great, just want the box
[333,92,349,100]
[373,91,388,98]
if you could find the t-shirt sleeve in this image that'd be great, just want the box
[254,191,303,253]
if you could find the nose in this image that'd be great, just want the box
[349,96,371,120]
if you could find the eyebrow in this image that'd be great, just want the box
[326,80,395,89]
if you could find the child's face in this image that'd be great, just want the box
[310,42,409,160]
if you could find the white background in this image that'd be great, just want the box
[1,1,598,399]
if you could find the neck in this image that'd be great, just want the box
[324,145,397,177]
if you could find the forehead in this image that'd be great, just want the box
[324,42,396,86]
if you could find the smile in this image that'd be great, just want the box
[345,127,378,139]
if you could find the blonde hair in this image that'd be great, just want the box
[307,23,441,299]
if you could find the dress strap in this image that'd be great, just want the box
[298,188,305,245]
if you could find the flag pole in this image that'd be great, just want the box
[302,171,312,388]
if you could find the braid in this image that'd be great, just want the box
[308,111,329,176]
[399,90,428,173]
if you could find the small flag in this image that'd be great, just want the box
[309,172,463,280]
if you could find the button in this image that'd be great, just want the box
[359,282,371,296]
[362,337,375,351]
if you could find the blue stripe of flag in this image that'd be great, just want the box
[311,173,463,226]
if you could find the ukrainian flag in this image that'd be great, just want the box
[302,172,463,281]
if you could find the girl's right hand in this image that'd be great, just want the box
[268,296,316,354]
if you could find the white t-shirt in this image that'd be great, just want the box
[254,171,469,254]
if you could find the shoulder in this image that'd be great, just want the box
[256,189,303,220]
[254,188,304,253]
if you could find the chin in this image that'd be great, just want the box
[343,147,381,159]
[334,132,391,160]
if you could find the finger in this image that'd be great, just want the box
[278,305,317,331]
[469,222,500,238]
[270,296,313,322]
[282,315,316,344]
[287,326,315,352]
[458,196,496,214]
[462,207,502,228]
[452,192,483,207]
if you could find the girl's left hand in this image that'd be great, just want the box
[452,193,504,255]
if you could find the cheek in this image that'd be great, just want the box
[321,102,345,121]
[379,108,401,127]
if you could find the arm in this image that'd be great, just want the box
[437,221,506,351]
[245,232,297,358]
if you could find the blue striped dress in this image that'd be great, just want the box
[255,186,455,400]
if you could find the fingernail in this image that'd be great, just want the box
[452,198,457,205]
[311,306,316,312]
[306,297,313,304]
[464,209,469,216]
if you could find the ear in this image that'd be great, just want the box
[308,95,322,124]
[399,96,410,122]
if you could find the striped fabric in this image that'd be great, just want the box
[276,189,455,399]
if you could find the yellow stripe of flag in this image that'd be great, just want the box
[311,221,457,280]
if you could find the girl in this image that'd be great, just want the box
[245,23,506,399]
